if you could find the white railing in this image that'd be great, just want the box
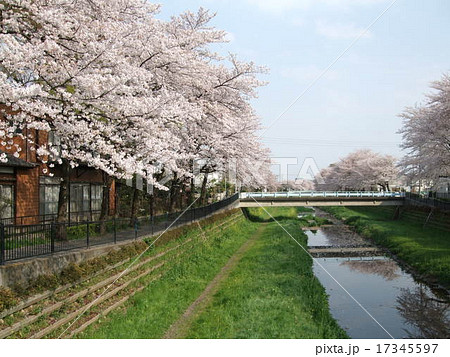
[239,191,406,199]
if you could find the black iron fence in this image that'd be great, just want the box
[436,192,450,200]
[0,194,239,265]
[405,192,450,211]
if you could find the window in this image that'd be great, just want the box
[0,167,14,174]
[39,180,103,219]
[70,183,103,213]
[91,185,103,211]
[39,184,59,216]
[70,184,89,213]
[0,184,14,220]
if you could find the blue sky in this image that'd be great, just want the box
[157,0,450,178]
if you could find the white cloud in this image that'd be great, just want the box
[316,20,372,39]
[280,65,340,83]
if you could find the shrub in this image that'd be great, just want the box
[0,287,17,312]
[29,274,59,292]
[60,263,84,284]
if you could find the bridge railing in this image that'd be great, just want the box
[239,191,406,199]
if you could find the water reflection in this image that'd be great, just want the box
[313,257,450,338]
[306,227,371,247]
[397,286,450,339]
[341,259,400,281]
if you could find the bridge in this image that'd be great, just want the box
[238,191,405,207]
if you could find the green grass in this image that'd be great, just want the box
[79,208,345,339]
[186,220,347,338]
[322,206,450,289]
[244,206,304,222]
[79,216,259,338]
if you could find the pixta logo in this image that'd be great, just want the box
[271,157,324,184]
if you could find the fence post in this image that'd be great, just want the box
[0,223,5,265]
[86,222,90,248]
[50,222,55,253]
[113,217,117,244]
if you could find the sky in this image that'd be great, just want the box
[157,0,450,180]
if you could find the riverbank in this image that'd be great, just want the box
[78,207,346,338]
[321,206,450,291]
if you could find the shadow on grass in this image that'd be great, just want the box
[242,207,303,223]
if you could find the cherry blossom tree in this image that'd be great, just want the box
[1,1,273,220]
[317,149,398,191]
[398,74,450,189]
[0,0,173,225]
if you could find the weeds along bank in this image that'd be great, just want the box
[321,206,450,291]
[0,209,244,337]
[79,206,346,339]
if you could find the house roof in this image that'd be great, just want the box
[0,150,38,168]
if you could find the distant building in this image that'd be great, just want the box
[435,176,450,198]
[0,109,115,225]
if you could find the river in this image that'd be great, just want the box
[305,209,449,339]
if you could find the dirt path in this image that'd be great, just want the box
[163,224,267,339]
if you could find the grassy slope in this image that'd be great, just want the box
[322,206,450,289]
[186,209,346,338]
[80,207,346,339]
[79,214,258,338]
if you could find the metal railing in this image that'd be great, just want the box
[405,192,450,211]
[0,194,239,265]
[240,191,406,199]
[436,192,450,200]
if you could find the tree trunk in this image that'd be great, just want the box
[188,177,196,205]
[200,174,208,206]
[99,173,112,234]
[130,187,139,226]
[179,183,183,209]
[56,159,70,240]
[168,173,178,213]
[149,193,154,218]
[115,183,121,218]
[225,175,231,197]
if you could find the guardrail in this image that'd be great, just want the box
[240,191,406,199]
[0,193,239,265]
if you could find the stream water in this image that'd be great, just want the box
[305,209,449,339]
